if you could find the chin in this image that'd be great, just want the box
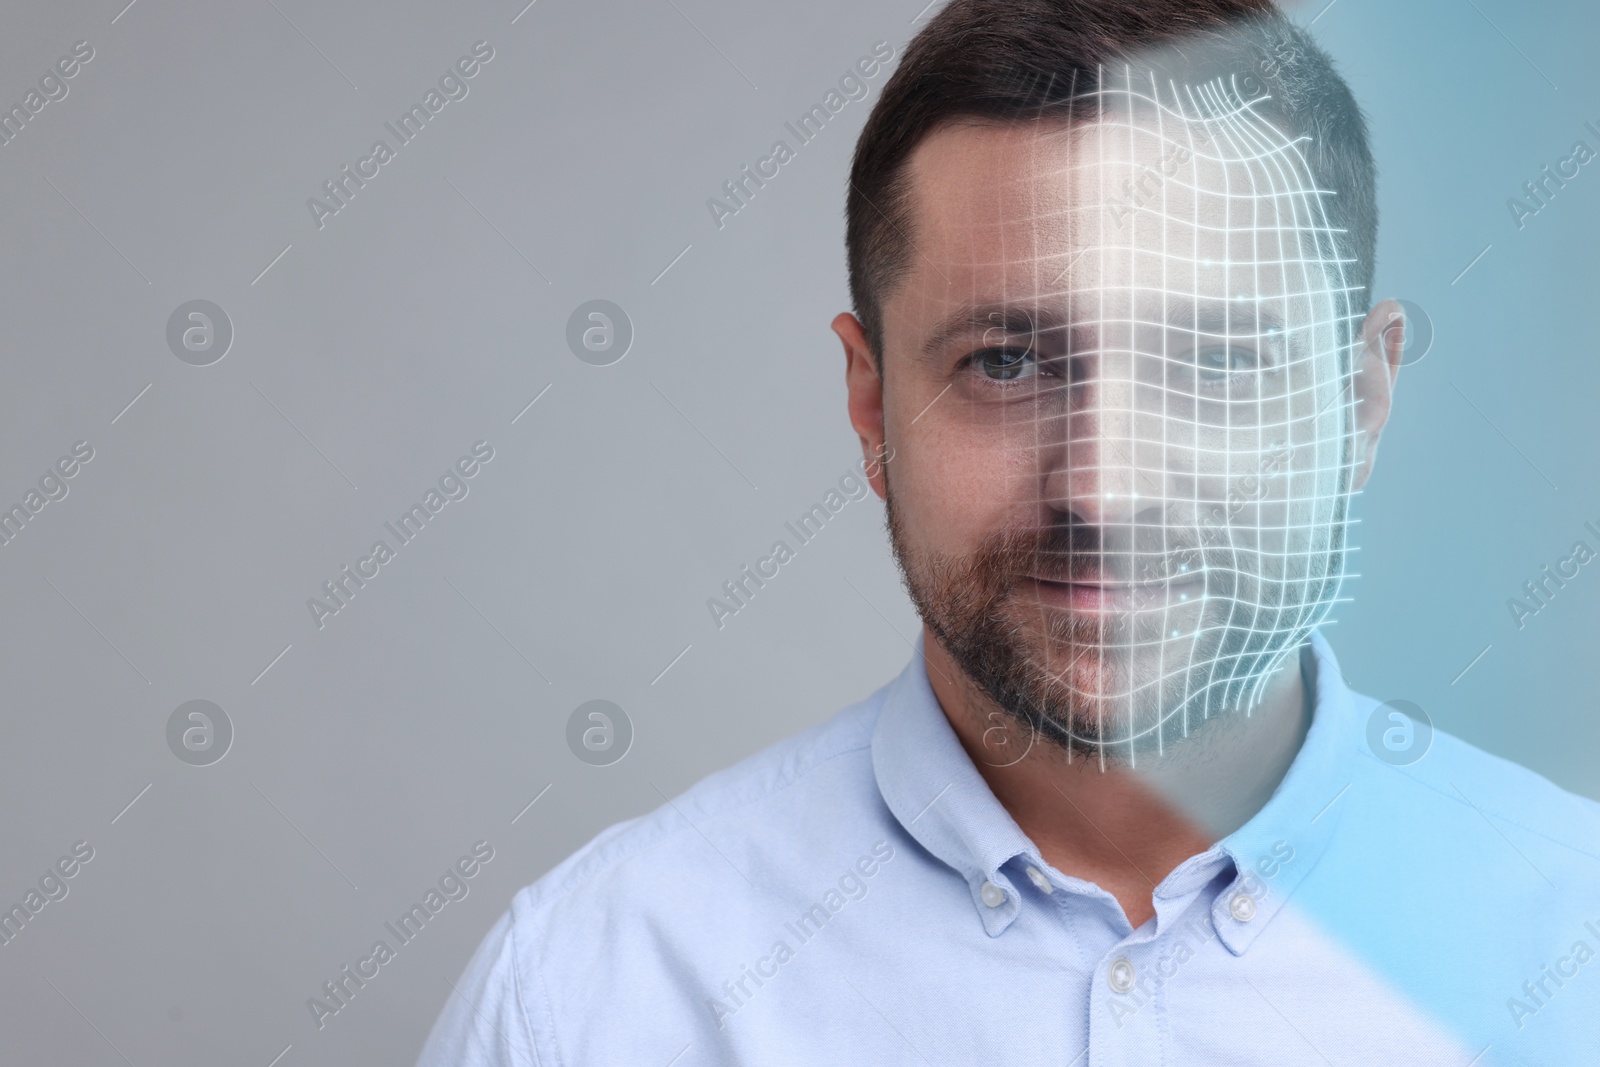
[1025,626,1216,742]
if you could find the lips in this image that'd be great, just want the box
[1024,571,1205,613]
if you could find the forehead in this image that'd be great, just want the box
[898,112,1342,322]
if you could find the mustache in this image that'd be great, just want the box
[978,522,1212,585]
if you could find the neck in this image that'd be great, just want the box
[924,631,1312,929]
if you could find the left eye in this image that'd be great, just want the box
[1192,346,1257,379]
[976,348,1036,381]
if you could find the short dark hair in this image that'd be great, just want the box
[845,0,1377,365]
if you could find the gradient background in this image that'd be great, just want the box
[0,0,1594,1063]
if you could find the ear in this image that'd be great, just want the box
[833,312,890,500]
[1348,298,1406,493]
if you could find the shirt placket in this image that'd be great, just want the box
[1081,858,1234,1067]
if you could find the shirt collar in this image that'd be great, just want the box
[1211,628,1356,953]
[872,629,1361,947]
[871,635,1040,937]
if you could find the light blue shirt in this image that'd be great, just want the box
[419,632,1600,1065]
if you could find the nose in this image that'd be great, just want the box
[1043,359,1171,531]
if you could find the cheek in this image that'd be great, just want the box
[1205,392,1342,555]
[891,418,1034,552]
[1181,431,1275,542]
[1213,457,1331,562]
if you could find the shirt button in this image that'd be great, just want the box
[1025,866,1054,894]
[979,881,1006,908]
[1107,956,1136,993]
[1229,892,1257,922]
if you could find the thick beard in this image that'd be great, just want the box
[885,488,1343,765]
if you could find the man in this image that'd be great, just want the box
[421,1,1600,1063]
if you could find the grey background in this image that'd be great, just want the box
[0,0,1593,1063]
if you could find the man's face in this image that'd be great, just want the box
[872,103,1357,757]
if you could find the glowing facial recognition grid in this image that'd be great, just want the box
[953,63,1364,767]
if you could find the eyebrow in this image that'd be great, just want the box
[1163,297,1288,338]
[918,303,1066,363]
[919,295,1289,362]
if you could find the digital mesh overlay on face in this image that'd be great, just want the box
[416,7,1600,1067]
[886,67,1358,770]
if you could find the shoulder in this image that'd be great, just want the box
[514,683,892,926]
[525,686,884,908]
[1309,690,1600,1049]
[1345,688,1600,863]
[417,684,899,1066]
[1327,687,1600,962]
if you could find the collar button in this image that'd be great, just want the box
[979,880,1006,908]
